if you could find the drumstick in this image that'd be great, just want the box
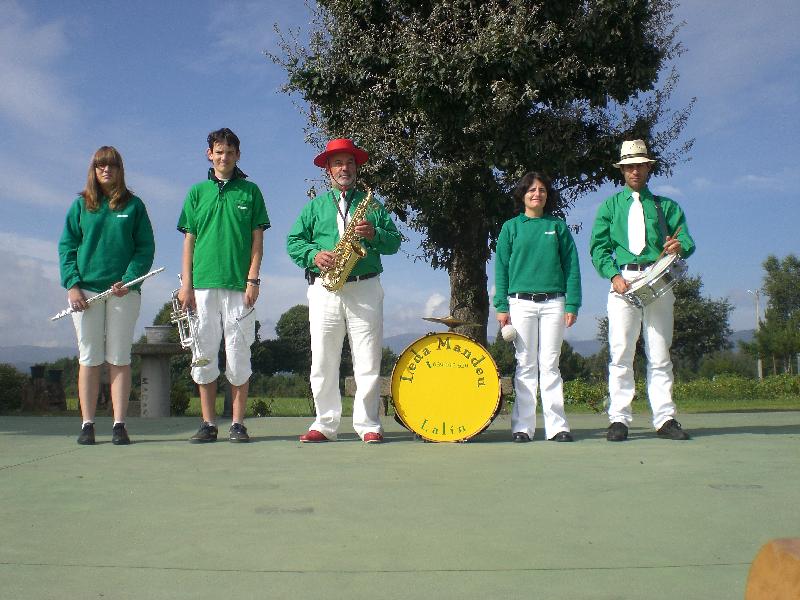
[655,225,682,262]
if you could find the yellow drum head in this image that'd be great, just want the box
[391,332,501,442]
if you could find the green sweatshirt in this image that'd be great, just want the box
[494,213,582,314]
[286,189,401,276]
[59,195,155,292]
[589,185,696,281]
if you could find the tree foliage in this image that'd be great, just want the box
[0,363,27,412]
[742,254,800,374]
[272,0,693,343]
[596,274,732,375]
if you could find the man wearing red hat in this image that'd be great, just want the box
[287,138,401,443]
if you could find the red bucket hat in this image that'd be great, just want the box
[313,138,369,167]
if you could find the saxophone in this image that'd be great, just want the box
[321,187,378,292]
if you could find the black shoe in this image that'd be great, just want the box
[549,431,574,442]
[606,422,628,442]
[77,422,95,445]
[112,423,131,445]
[229,422,250,443]
[657,419,690,440]
[512,432,531,443]
[190,422,218,443]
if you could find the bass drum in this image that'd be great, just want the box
[390,332,501,442]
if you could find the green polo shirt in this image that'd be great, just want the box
[494,213,582,314]
[177,170,270,291]
[59,195,155,292]
[589,185,696,281]
[286,189,401,276]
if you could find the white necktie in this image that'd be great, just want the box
[627,191,645,255]
[337,191,348,237]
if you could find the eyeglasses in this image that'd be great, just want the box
[94,163,119,171]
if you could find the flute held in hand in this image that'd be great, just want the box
[50,267,165,321]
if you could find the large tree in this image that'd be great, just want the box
[273,0,693,343]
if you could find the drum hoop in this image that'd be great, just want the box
[390,331,502,442]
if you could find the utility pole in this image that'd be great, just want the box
[747,289,763,380]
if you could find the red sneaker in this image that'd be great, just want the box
[300,430,329,443]
[363,432,384,444]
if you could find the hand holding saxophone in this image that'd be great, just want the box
[314,250,337,271]
[354,219,375,240]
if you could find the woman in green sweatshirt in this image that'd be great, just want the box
[494,172,581,443]
[58,146,155,446]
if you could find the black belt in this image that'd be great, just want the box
[511,292,564,302]
[620,263,653,272]
[306,271,379,285]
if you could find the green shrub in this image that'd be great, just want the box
[250,399,272,417]
[563,378,608,411]
[759,373,800,397]
[674,374,758,402]
[0,364,27,412]
[170,380,190,416]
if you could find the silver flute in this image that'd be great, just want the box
[50,267,165,321]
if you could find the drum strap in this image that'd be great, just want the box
[653,196,669,244]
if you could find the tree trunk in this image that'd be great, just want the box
[449,233,491,347]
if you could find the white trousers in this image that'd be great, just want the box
[71,290,141,367]
[607,272,676,429]
[191,289,256,386]
[306,277,383,440]
[509,296,570,439]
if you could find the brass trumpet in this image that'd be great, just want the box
[170,277,210,367]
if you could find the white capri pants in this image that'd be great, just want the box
[191,288,256,386]
[607,270,676,429]
[71,290,141,367]
[306,276,384,440]
[509,296,570,439]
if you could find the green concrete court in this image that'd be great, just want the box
[1,412,798,599]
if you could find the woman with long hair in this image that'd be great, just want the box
[59,146,155,445]
[494,172,581,442]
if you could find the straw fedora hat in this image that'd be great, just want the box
[313,138,369,167]
[613,139,657,167]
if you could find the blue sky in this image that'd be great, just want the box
[1,0,798,350]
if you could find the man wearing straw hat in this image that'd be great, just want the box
[589,139,696,441]
[287,138,401,444]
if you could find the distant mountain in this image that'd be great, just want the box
[568,338,602,357]
[0,346,77,374]
[384,333,428,354]
[729,329,755,346]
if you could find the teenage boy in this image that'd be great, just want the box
[177,128,269,443]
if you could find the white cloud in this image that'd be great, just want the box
[0,162,66,206]
[423,293,448,317]
[692,177,712,190]
[651,184,683,198]
[0,232,59,276]
[0,250,74,346]
[677,1,799,96]
[186,1,312,75]
[0,1,76,134]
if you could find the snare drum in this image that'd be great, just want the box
[390,332,501,442]
[623,253,688,308]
